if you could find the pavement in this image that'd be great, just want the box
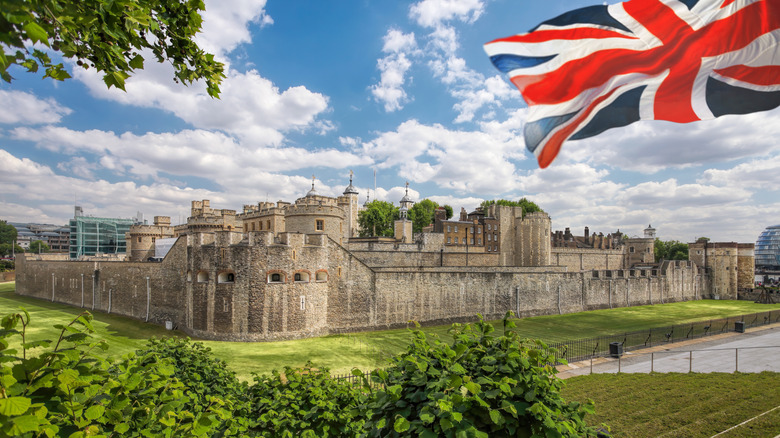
[557,323,780,378]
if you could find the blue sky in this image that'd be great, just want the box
[1,0,778,243]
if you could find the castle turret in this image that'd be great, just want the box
[338,171,360,240]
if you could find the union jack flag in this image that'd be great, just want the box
[485,0,780,168]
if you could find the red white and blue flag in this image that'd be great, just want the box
[485,0,780,168]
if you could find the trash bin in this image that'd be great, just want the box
[735,321,745,333]
[609,342,623,358]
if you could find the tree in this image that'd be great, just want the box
[480,198,543,218]
[443,204,453,220]
[408,199,437,234]
[0,243,23,257]
[654,238,688,262]
[1,0,225,96]
[358,200,399,237]
[0,221,17,244]
[29,240,50,253]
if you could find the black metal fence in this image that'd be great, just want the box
[547,309,780,363]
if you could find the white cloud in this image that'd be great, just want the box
[0,90,72,125]
[74,66,330,146]
[371,29,418,112]
[410,0,484,28]
[699,155,780,190]
[197,0,273,57]
[10,126,371,184]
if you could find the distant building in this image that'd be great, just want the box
[69,206,135,259]
[755,225,780,282]
[8,222,69,253]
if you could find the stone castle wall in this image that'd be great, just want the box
[551,248,625,271]
[15,238,710,341]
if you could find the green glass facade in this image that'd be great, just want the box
[69,216,133,259]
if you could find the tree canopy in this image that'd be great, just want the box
[480,198,543,218]
[0,221,17,244]
[358,201,399,237]
[654,239,688,262]
[1,0,225,96]
[407,199,453,233]
[29,240,50,253]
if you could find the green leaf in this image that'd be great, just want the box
[489,409,502,425]
[0,396,31,415]
[84,405,104,420]
[7,415,41,435]
[129,54,144,70]
[393,417,410,433]
[23,22,49,45]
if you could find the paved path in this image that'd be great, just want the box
[558,324,780,378]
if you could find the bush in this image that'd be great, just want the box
[0,310,235,437]
[359,313,603,437]
[248,363,366,437]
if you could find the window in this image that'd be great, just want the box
[447,237,451,244]
[267,220,271,229]
[294,272,310,283]
[197,271,209,283]
[470,227,474,234]
[470,238,474,245]
[454,237,459,244]
[488,224,492,231]
[152,237,156,243]
[454,226,458,232]
[315,271,328,282]
[218,272,235,283]
[478,238,482,245]
[268,272,283,283]
[316,219,324,231]
[300,296,306,311]
[223,298,229,312]
[187,270,192,281]
[447,225,451,232]
[478,227,482,233]
[629,246,635,253]
[487,234,492,242]
[137,237,142,243]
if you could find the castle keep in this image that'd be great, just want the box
[15,178,754,341]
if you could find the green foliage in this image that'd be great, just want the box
[0,309,238,437]
[135,337,252,435]
[0,222,16,245]
[408,199,438,234]
[27,241,49,254]
[0,261,13,272]
[654,239,688,262]
[360,313,602,437]
[480,198,543,218]
[358,201,399,237]
[0,244,22,258]
[1,0,225,96]
[248,363,365,437]
[443,205,453,220]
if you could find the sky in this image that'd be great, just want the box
[1,0,778,243]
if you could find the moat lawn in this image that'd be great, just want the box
[1,281,779,379]
[561,372,780,438]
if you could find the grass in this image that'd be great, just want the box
[561,372,780,437]
[2,281,779,380]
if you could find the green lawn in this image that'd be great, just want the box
[561,372,780,438]
[2,281,779,380]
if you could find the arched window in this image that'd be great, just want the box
[197,271,209,283]
[294,272,310,283]
[315,271,328,282]
[218,271,235,283]
[267,272,284,283]
[187,270,192,281]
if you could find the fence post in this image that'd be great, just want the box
[651,352,654,373]
[689,350,692,373]
[735,348,738,372]
[618,355,621,374]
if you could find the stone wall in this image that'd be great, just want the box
[551,248,625,271]
[15,235,711,342]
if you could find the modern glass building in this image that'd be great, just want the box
[755,224,780,270]
[69,216,134,259]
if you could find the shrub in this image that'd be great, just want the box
[359,312,603,437]
[0,309,232,437]
[248,363,365,437]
